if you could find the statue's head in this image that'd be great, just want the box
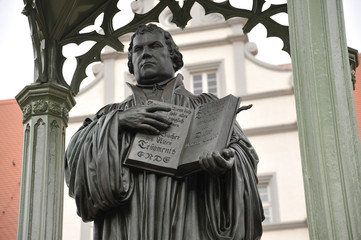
[128,24,184,85]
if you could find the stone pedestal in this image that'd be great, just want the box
[288,0,361,239]
[16,83,75,240]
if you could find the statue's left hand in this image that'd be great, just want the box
[199,148,235,174]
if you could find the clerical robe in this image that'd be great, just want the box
[65,75,264,240]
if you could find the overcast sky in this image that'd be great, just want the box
[0,0,360,100]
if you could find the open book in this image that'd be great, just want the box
[124,94,241,178]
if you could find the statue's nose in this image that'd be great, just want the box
[142,47,152,59]
[142,52,152,59]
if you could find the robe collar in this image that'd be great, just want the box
[126,74,184,105]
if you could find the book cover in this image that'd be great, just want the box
[125,95,241,178]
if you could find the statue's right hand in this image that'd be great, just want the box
[118,105,172,134]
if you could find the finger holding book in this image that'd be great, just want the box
[199,148,235,174]
[118,105,172,134]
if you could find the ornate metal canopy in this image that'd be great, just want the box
[22,0,289,95]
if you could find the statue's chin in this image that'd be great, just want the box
[137,73,174,85]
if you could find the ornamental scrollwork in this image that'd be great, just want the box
[33,100,48,113]
[23,104,32,120]
[21,99,70,123]
[348,47,359,90]
[23,0,289,96]
[62,108,69,122]
[48,101,62,115]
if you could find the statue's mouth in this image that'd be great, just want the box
[141,62,156,68]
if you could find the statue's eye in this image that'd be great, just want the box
[151,42,163,49]
[133,46,142,53]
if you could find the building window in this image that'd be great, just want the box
[258,184,273,224]
[183,61,225,97]
[191,71,218,96]
[257,173,279,224]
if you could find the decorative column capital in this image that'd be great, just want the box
[348,47,359,90]
[16,83,76,126]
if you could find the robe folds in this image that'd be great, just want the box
[65,75,264,240]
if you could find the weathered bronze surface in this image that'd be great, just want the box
[65,24,264,240]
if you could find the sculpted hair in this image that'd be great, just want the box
[128,24,184,74]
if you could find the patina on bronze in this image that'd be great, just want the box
[65,24,264,240]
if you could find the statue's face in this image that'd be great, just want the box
[132,31,175,85]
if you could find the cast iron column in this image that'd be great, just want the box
[288,0,361,239]
[16,83,75,240]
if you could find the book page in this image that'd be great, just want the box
[127,101,194,170]
[180,95,238,165]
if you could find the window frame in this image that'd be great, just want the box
[182,60,226,97]
[257,173,280,224]
[191,71,219,96]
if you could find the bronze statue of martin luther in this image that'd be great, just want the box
[65,24,264,240]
